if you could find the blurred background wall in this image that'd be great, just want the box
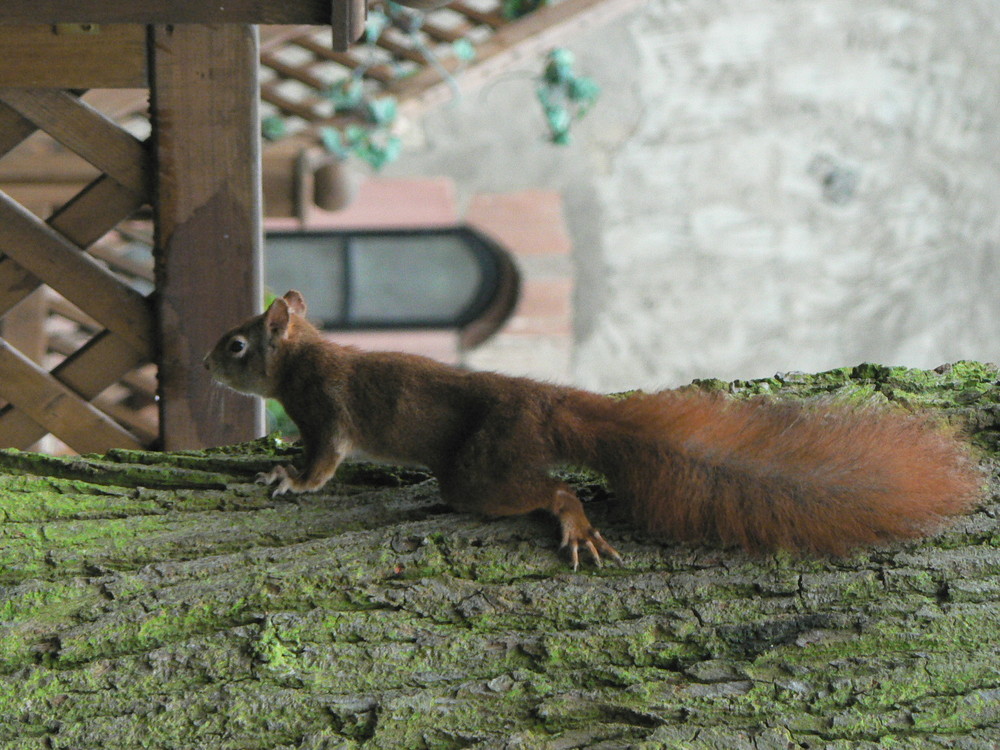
[386,0,1000,390]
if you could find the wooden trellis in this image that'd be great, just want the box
[0,0,639,454]
[258,0,643,129]
[0,89,152,453]
[0,3,367,454]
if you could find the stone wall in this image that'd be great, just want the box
[387,0,1000,391]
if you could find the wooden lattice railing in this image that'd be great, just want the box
[258,0,644,130]
[0,0,640,454]
[0,90,154,453]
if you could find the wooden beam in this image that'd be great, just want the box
[0,24,146,88]
[330,0,366,51]
[149,24,265,450]
[0,1,333,25]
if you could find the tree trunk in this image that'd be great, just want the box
[0,363,998,748]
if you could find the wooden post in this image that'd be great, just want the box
[149,24,265,449]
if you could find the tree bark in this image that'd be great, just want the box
[0,363,998,748]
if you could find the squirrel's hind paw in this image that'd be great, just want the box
[256,464,299,489]
[255,465,304,497]
[257,465,289,485]
[558,521,624,572]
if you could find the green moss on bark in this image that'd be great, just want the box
[0,363,998,747]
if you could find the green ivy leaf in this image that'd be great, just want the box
[569,76,600,105]
[543,48,575,85]
[328,78,364,111]
[502,0,547,20]
[344,124,369,145]
[543,105,572,140]
[381,134,403,165]
[452,39,476,62]
[536,48,599,144]
[319,126,348,158]
[551,128,572,145]
[366,96,398,126]
[366,10,389,43]
[261,115,286,141]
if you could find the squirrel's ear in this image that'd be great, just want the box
[283,290,307,317]
[264,296,291,339]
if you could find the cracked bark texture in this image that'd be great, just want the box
[1,363,998,749]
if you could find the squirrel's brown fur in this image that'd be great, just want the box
[205,290,980,567]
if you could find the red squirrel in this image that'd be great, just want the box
[204,290,980,569]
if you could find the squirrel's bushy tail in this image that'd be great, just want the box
[575,391,980,555]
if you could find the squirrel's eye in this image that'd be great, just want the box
[227,338,247,355]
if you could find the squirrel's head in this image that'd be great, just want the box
[204,290,308,397]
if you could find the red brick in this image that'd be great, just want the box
[466,191,572,257]
[506,278,573,336]
[269,177,459,231]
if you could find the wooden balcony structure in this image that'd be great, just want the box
[0,3,365,452]
[0,0,640,454]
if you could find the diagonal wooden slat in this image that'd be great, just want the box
[93,391,158,446]
[260,81,325,121]
[0,101,38,158]
[0,92,152,451]
[0,330,148,449]
[0,255,38,313]
[260,51,330,91]
[289,36,402,82]
[48,171,148,247]
[450,1,506,29]
[0,338,143,453]
[0,189,152,354]
[0,174,147,317]
[0,89,147,193]
[368,33,429,68]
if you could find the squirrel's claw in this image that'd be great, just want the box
[560,526,624,571]
[254,465,305,497]
[256,464,296,486]
[553,488,624,570]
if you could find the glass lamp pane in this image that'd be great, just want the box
[265,235,347,323]
[349,235,483,324]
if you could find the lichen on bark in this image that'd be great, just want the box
[0,362,998,748]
